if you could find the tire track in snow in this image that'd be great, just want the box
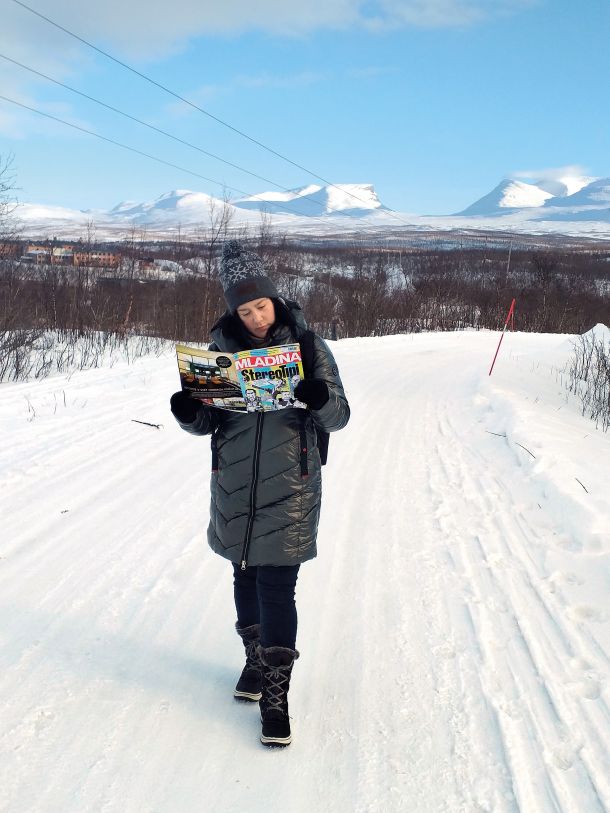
[329,346,482,812]
[433,389,609,812]
[449,413,610,808]
[426,403,520,811]
[1,372,254,812]
[294,344,475,812]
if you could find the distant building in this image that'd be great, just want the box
[73,251,120,268]
[51,247,74,265]
[0,242,21,258]
[22,247,50,264]
[20,243,121,269]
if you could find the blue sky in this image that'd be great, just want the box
[1,0,608,215]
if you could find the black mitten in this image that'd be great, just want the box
[170,390,201,423]
[294,379,329,410]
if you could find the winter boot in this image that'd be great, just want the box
[259,646,299,747]
[234,623,262,702]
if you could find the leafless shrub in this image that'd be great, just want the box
[0,329,41,381]
[0,329,171,383]
[565,331,610,431]
[0,154,18,240]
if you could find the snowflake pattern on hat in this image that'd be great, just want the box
[220,240,267,286]
[218,240,279,312]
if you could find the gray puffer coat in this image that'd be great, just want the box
[175,302,350,567]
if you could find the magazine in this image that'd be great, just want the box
[176,342,306,412]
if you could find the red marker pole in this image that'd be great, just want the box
[489,298,516,376]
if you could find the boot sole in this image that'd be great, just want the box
[234,690,262,701]
[260,733,292,747]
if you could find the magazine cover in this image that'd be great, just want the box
[176,343,306,412]
[234,344,305,412]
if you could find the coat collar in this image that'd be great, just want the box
[210,298,308,352]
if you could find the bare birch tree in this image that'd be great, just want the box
[195,188,235,334]
[0,154,18,243]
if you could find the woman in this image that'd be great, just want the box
[170,241,350,747]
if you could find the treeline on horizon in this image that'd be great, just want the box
[1,236,609,345]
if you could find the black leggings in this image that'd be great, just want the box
[232,563,300,650]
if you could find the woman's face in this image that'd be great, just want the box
[236,297,276,339]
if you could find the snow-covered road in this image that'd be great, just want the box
[1,331,608,812]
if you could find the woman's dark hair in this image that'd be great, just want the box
[271,298,298,331]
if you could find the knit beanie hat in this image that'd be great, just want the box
[219,240,279,312]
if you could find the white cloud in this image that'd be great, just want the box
[511,165,590,182]
[365,0,538,29]
[4,0,540,63]
[3,1,361,62]
[510,165,595,197]
[0,0,537,136]
[0,3,97,136]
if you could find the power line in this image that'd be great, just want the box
[0,94,228,188]
[0,51,322,215]
[0,62,402,234]
[0,93,386,232]
[10,0,416,228]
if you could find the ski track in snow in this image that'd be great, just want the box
[0,333,608,813]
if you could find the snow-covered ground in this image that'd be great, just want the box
[0,329,609,813]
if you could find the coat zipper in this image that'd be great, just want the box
[240,412,264,570]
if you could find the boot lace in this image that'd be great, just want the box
[263,665,291,714]
[245,639,260,671]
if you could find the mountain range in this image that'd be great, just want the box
[457,174,610,222]
[15,177,610,238]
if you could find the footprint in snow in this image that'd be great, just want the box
[566,605,608,624]
[546,744,576,771]
[546,571,584,593]
[573,675,602,700]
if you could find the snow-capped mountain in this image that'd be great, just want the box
[553,178,610,208]
[540,178,610,223]
[456,174,594,216]
[108,185,386,223]
[455,176,610,225]
[107,189,231,225]
[232,183,386,217]
[542,177,610,209]
[16,185,392,236]
[457,179,553,215]
[536,174,594,198]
